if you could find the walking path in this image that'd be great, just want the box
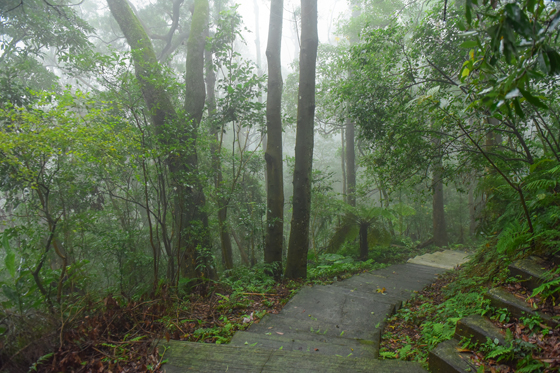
[162,249,470,372]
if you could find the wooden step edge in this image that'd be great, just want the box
[454,314,507,347]
[428,339,477,373]
[485,287,559,328]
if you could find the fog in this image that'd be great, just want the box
[122,0,352,72]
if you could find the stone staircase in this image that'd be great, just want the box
[161,250,470,372]
[429,255,559,373]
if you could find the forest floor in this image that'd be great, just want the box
[29,264,388,372]
[21,245,444,372]
[0,245,453,372]
[33,281,299,372]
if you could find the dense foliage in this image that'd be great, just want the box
[1,0,559,370]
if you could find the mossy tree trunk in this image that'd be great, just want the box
[178,0,217,277]
[264,0,285,280]
[107,0,214,281]
[285,0,318,280]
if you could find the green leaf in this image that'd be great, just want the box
[2,233,15,279]
[518,88,548,109]
[545,49,560,75]
[459,40,478,49]
[465,0,473,24]
[527,0,538,14]
[512,98,525,118]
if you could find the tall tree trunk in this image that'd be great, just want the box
[345,118,356,206]
[432,144,448,247]
[264,0,285,280]
[344,2,360,207]
[468,180,477,237]
[205,12,234,271]
[178,0,216,278]
[107,0,214,281]
[285,0,318,280]
[341,128,347,203]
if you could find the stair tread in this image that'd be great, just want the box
[161,340,427,372]
[509,257,556,292]
[247,313,381,341]
[428,339,477,373]
[230,330,377,358]
[455,314,506,346]
[485,287,558,328]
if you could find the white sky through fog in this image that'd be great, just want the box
[127,0,351,72]
[237,0,349,71]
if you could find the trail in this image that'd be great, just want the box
[162,250,469,372]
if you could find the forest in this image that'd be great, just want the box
[1,0,560,371]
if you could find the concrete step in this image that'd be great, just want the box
[161,340,428,372]
[333,264,443,293]
[428,339,477,373]
[408,250,470,270]
[509,257,557,294]
[275,285,395,333]
[247,313,381,342]
[485,287,559,328]
[454,314,506,347]
[230,330,377,359]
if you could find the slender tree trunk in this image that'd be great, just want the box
[231,228,250,266]
[468,179,477,237]
[285,0,318,280]
[345,118,356,206]
[341,128,347,203]
[204,25,234,270]
[359,222,369,261]
[432,144,448,247]
[344,2,360,207]
[264,0,285,280]
[254,0,268,184]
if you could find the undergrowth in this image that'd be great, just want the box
[379,242,560,372]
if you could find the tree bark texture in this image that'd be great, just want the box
[107,0,177,134]
[264,0,285,280]
[177,0,215,278]
[285,0,318,280]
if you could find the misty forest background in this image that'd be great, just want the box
[1,0,560,370]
